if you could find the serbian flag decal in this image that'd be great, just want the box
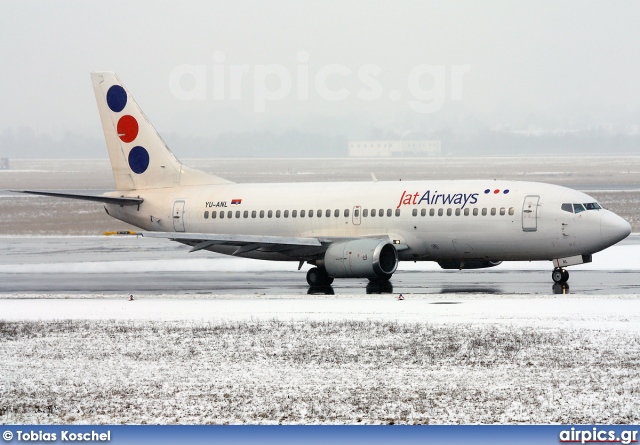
[231,199,242,205]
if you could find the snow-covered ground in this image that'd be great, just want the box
[1,295,640,332]
[1,235,639,425]
[1,315,639,424]
[2,293,640,424]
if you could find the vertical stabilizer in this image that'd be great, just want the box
[91,72,230,190]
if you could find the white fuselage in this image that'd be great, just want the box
[105,179,630,264]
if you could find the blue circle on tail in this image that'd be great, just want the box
[106,85,127,112]
[128,146,149,174]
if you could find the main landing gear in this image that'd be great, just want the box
[306,267,334,286]
[551,267,569,284]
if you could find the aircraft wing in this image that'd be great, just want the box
[14,190,143,206]
[139,231,326,256]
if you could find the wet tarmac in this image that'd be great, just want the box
[1,235,638,296]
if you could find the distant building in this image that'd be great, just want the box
[348,140,441,157]
[0,158,9,170]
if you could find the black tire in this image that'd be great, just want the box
[306,267,334,286]
[551,268,568,283]
[306,267,322,286]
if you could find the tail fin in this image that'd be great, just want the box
[91,72,231,190]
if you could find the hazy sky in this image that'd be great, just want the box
[1,1,639,142]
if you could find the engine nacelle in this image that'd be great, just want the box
[438,260,502,270]
[322,239,398,279]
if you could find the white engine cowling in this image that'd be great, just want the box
[322,239,398,279]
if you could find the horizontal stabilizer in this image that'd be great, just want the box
[14,190,143,206]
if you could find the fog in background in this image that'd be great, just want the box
[1,1,639,158]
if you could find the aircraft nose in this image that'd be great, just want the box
[601,211,631,246]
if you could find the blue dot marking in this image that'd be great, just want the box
[128,146,149,174]
[504,189,510,194]
[484,189,491,194]
[106,85,127,112]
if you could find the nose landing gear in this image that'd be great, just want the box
[551,268,570,283]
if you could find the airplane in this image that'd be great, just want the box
[19,72,632,288]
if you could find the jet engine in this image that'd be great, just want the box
[321,239,398,279]
[438,260,502,270]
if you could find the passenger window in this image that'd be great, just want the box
[387,209,392,217]
[292,210,297,218]
[363,209,368,217]
[284,210,289,218]
[344,209,349,217]
[455,208,460,216]
[251,210,256,218]
[482,208,487,216]
[317,210,322,218]
[561,203,573,213]
[412,209,417,217]
[276,210,281,218]
[325,209,331,218]
[371,209,376,217]
[220,211,225,219]
[574,204,586,213]
[204,211,209,219]
[430,208,435,216]
[473,208,478,216]
[354,209,360,217]
[300,210,305,217]
[309,210,313,218]
[379,209,384,217]
[228,211,232,219]
[421,208,426,216]
[334,209,339,217]
[211,211,217,219]
[235,211,241,218]
[438,209,443,216]
[395,209,401,217]
[491,208,496,216]
[508,207,514,216]
[446,208,452,216]
[243,211,249,218]
[268,210,273,218]
[464,208,469,216]
[260,210,264,218]
[500,208,505,216]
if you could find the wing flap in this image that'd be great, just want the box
[140,231,323,247]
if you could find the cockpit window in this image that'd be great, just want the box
[562,202,602,214]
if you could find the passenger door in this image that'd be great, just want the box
[172,200,186,232]
[522,195,539,232]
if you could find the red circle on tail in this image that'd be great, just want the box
[117,115,139,143]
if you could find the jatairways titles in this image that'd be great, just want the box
[397,190,480,209]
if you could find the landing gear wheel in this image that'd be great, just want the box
[306,267,334,286]
[551,268,569,283]
[368,273,392,283]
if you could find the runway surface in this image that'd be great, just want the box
[1,235,638,296]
